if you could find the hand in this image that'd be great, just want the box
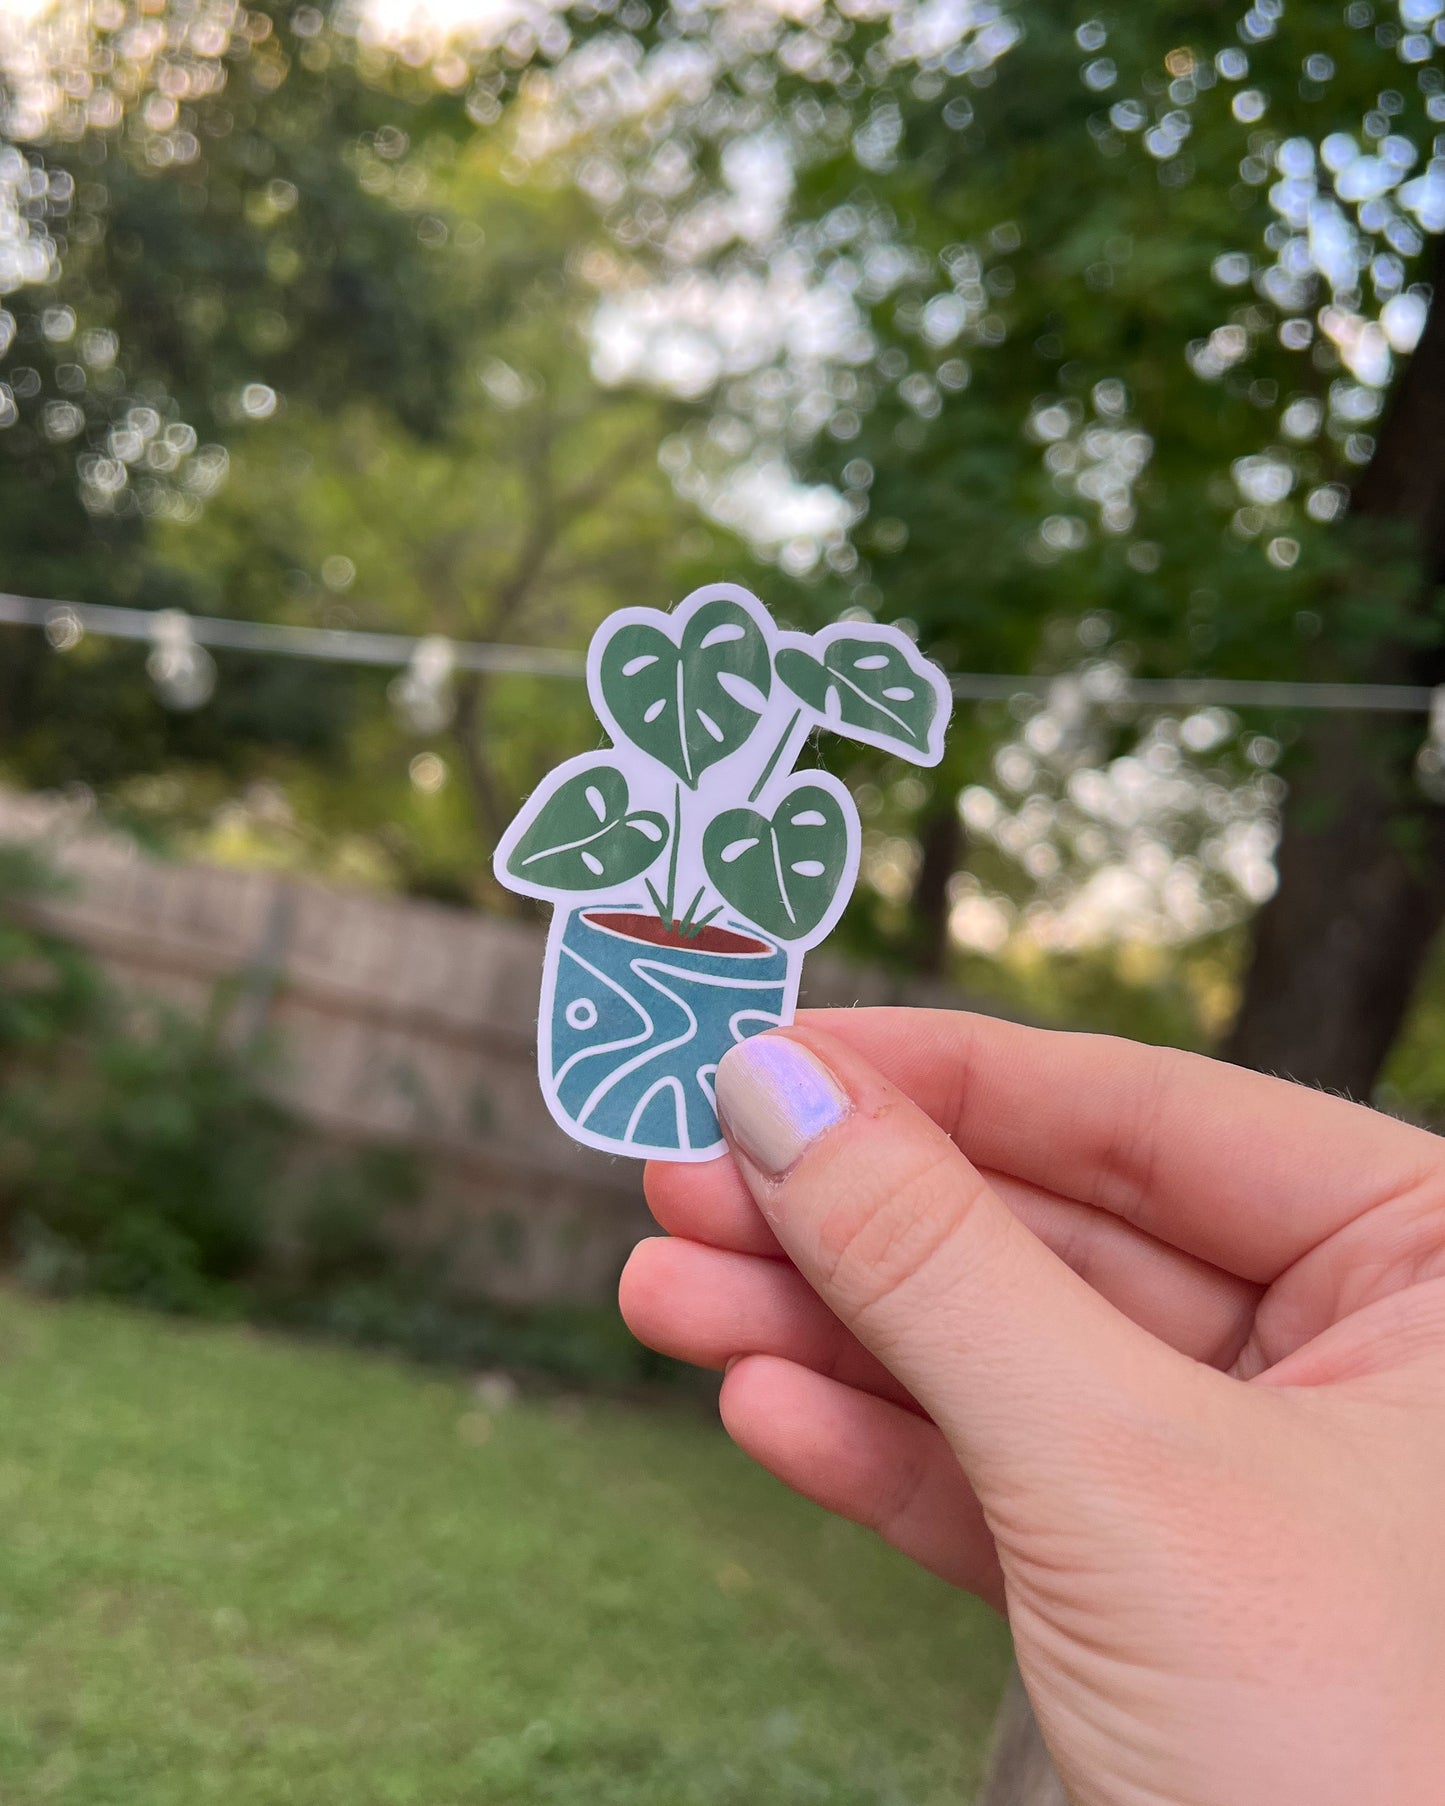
[619,1010,1445,1806]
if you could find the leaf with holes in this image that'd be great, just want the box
[703,782,853,944]
[774,633,947,763]
[504,765,668,891]
[597,598,772,787]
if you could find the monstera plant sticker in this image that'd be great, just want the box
[494,583,953,1161]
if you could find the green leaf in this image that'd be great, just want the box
[702,782,852,944]
[774,634,946,762]
[598,599,772,788]
[505,766,667,891]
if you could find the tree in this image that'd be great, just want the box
[0,0,478,799]
[528,0,1445,1070]
[144,143,737,894]
[0,2,764,900]
[1225,227,1445,1094]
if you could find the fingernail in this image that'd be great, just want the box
[715,1036,850,1177]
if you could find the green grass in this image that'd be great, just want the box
[0,1293,1010,1804]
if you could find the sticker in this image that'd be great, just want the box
[493,582,953,1161]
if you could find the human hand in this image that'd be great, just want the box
[619,1010,1445,1806]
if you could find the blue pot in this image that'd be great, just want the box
[541,906,792,1159]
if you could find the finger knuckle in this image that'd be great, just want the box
[868,1438,933,1546]
[814,1127,984,1325]
[1086,1039,1170,1225]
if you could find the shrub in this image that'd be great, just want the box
[0,844,415,1316]
[0,844,686,1390]
[0,845,102,1058]
[1,1002,293,1312]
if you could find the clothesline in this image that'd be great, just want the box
[0,589,1437,716]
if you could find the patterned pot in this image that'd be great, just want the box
[541,906,793,1159]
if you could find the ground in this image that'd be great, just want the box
[0,1293,1010,1804]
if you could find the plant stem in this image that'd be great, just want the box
[676,886,705,937]
[748,708,802,804]
[664,785,682,927]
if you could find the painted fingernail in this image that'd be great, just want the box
[715,1036,850,1178]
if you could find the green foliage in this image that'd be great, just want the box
[0,970,680,1383]
[0,850,691,1383]
[769,3,1439,671]
[704,783,853,944]
[0,956,688,1382]
[502,593,944,941]
[0,846,409,1317]
[1379,933,1445,1129]
[3,1019,275,1313]
[954,934,1246,1056]
[0,846,101,1056]
[477,0,1445,990]
[7,0,1445,1033]
[269,1283,682,1391]
[0,5,765,904]
[0,1002,407,1316]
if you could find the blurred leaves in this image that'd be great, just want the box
[0,841,100,1052]
[2,0,1444,996]
[0,2,756,900]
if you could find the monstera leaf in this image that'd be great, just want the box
[774,633,945,763]
[702,782,853,944]
[504,765,667,891]
[598,598,772,788]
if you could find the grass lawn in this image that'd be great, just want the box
[0,1292,1011,1804]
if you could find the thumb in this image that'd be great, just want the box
[714,1027,1202,1498]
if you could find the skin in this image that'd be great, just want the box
[618,1009,1445,1806]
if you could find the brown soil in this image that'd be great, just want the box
[583,910,770,957]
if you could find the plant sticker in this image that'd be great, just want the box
[493,583,953,1161]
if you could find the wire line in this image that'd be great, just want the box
[0,590,1435,714]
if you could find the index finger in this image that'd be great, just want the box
[800,1008,1443,1284]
